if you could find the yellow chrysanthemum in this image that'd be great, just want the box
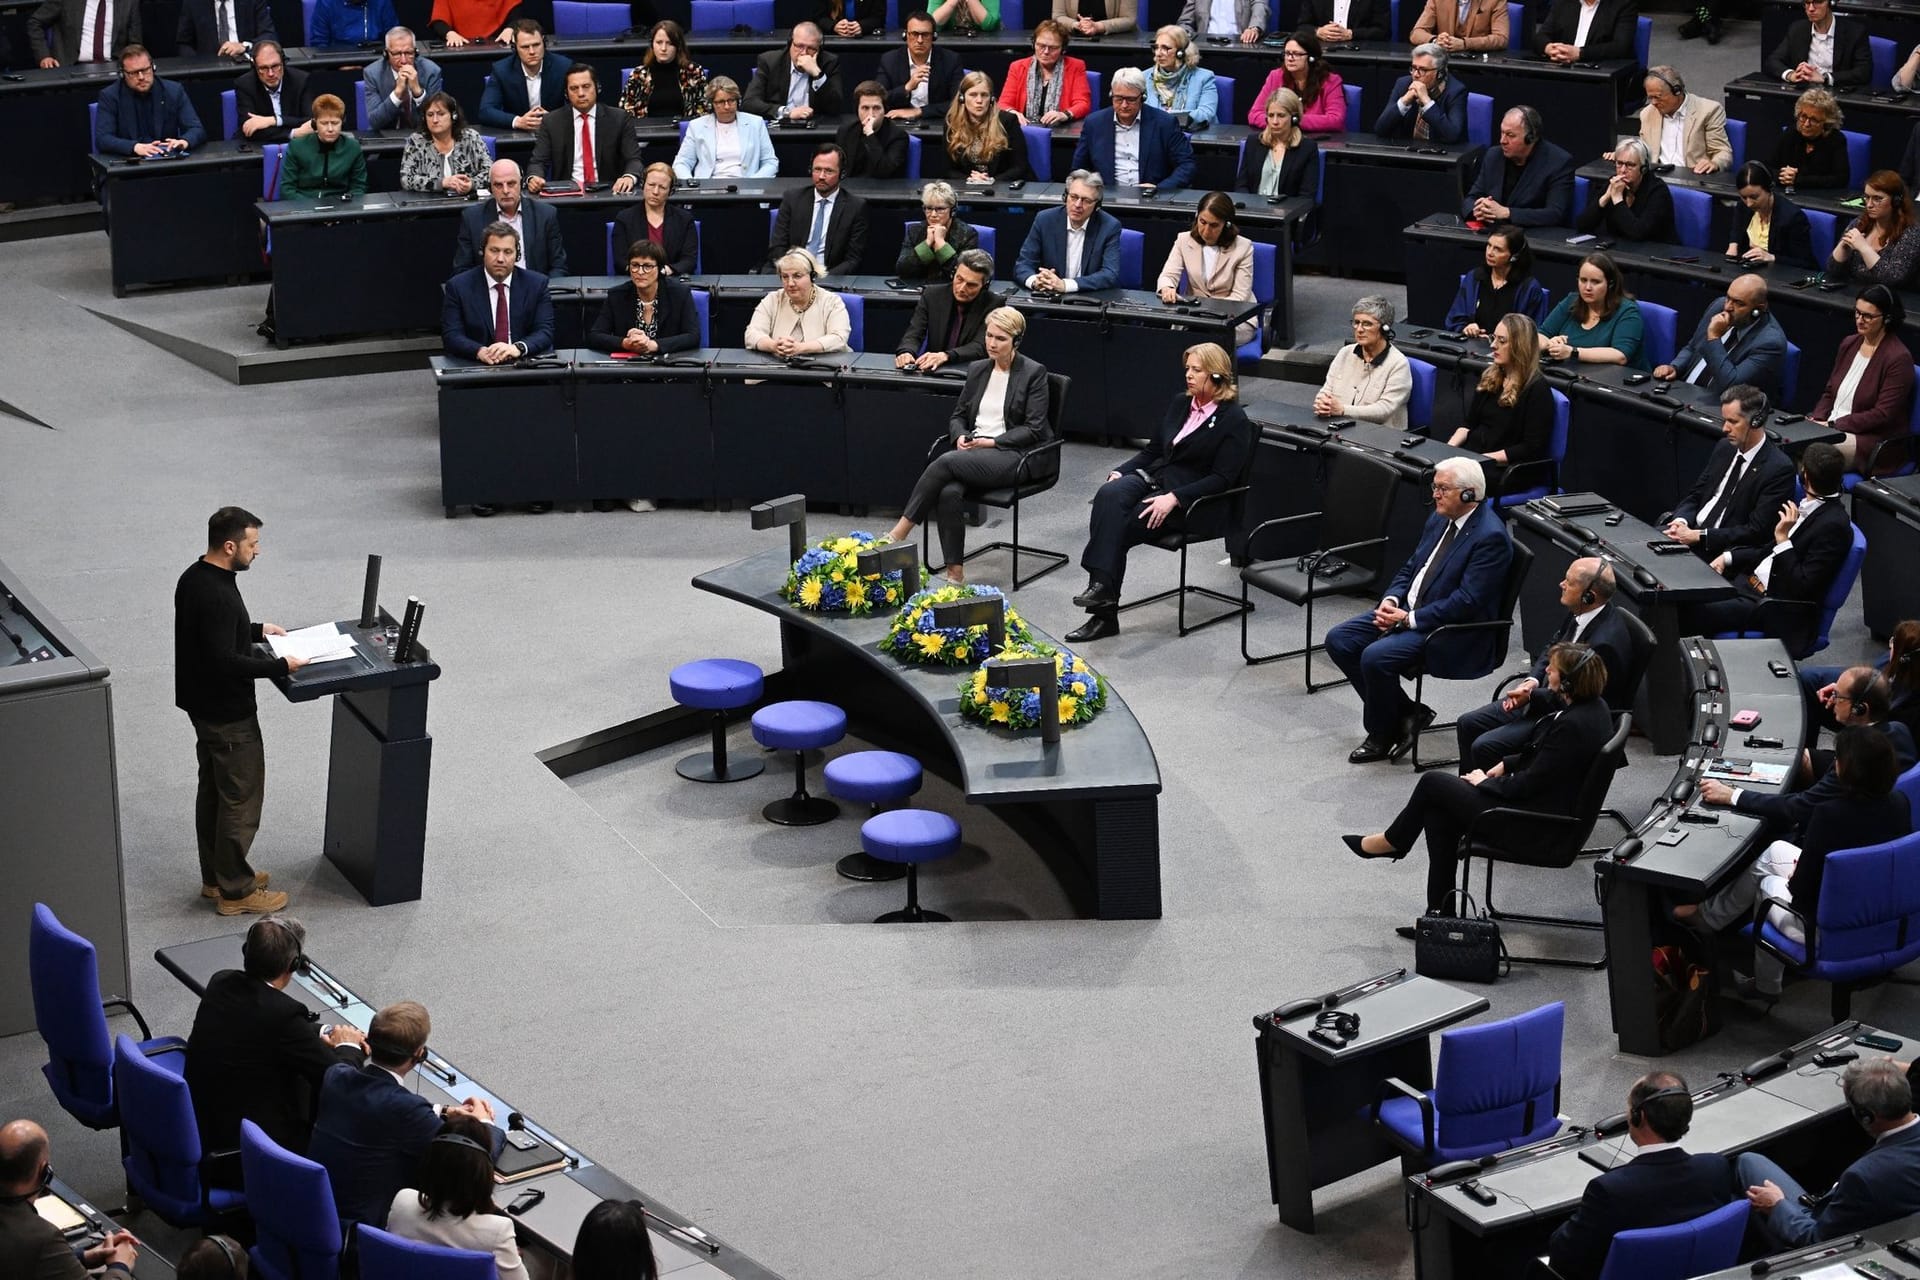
[1071,658,1087,674]
[973,669,989,690]
[830,570,844,583]
[951,643,969,659]
[989,700,1012,723]
[915,632,947,657]
[973,689,988,705]
[833,537,857,553]
[1058,695,1079,721]
[845,581,866,606]
[798,579,823,606]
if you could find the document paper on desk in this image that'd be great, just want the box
[267,623,358,665]
[33,1194,86,1232]
[1702,759,1790,786]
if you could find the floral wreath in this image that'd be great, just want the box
[880,583,1036,667]
[782,532,925,616]
[959,643,1108,731]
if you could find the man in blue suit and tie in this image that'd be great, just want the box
[475,19,571,130]
[1325,456,1513,762]
[1374,43,1469,143]
[1653,275,1789,398]
[443,220,554,364]
[1016,171,1124,293]
[1071,67,1194,193]
[361,26,442,132]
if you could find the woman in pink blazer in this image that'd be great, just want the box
[1247,29,1346,132]
[1156,191,1257,345]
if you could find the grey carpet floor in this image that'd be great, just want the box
[3,22,1904,1276]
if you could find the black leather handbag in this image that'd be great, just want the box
[1414,890,1508,984]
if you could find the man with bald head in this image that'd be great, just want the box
[451,159,567,276]
[742,22,844,120]
[0,1119,139,1276]
[1655,274,1789,398]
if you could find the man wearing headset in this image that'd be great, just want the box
[1016,171,1123,294]
[1374,43,1467,143]
[1546,1074,1733,1280]
[1653,275,1788,399]
[1662,383,1797,564]
[1739,1058,1920,1247]
[1463,105,1574,228]
[0,1119,139,1276]
[184,915,368,1159]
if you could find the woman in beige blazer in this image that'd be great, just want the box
[1156,190,1258,345]
[1409,0,1508,52]
[1053,0,1136,36]
[1635,66,1733,173]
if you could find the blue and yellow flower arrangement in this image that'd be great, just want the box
[781,531,924,616]
[880,583,1035,667]
[958,643,1108,731]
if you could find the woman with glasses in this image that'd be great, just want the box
[1247,29,1345,133]
[399,91,491,194]
[1829,170,1920,288]
[588,240,700,357]
[1315,295,1413,427]
[945,71,1030,183]
[611,163,697,277]
[1000,20,1092,125]
[1726,160,1816,268]
[1446,314,1553,490]
[1768,87,1848,189]
[1809,284,1916,473]
[1538,252,1646,369]
[896,180,983,280]
[746,249,851,356]
[618,20,711,120]
[1444,225,1546,336]
[671,78,778,179]
[1234,86,1318,198]
[1576,136,1675,242]
[1146,25,1218,128]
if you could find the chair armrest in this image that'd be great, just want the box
[1499,455,1558,497]
[1320,534,1392,561]
[1462,806,1582,853]
[1185,482,1250,521]
[925,429,949,462]
[1743,595,1821,651]
[101,996,154,1041]
[1753,893,1814,960]
[1243,510,1328,560]
[1424,616,1517,642]
[1373,1075,1436,1156]
[1862,434,1915,478]
[1012,436,1065,483]
[1491,669,1535,699]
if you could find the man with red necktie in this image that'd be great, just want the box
[526,64,641,196]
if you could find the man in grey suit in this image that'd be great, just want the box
[1175,0,1266,44]
[1653,275,1790,399]
[360,26,442,131]
[28,0,140,67]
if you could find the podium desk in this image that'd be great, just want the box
[1254,971,1488,1233]
[267,617,440,907]
[92,146,266,295]
[1852,473,1920,641]
[431,354,580,513]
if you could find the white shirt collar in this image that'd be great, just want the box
[1879,1115,1920,1142]
[1631,1139,1685,1157]
[1735,436,1766,463]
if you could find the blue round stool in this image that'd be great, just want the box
[863,808,961,923]
[669,659,765,783]
[750,700,847,826]
[823,751,922,882]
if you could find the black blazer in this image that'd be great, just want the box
[836,115,909,177]
[230,65,313,144]
[1787,789,1912,931]
[1725,498,1853,654]
[1526,601,1637,711]
[949,353,1053,456]
[1235,136,1318,198]
[454,197,569,276]
[899,282,1005,361]
[1769,127,1850,190]
[877,45,962,119]
[177,0,274,55]
[1736,721,1919,837]
[810,0,885,31]
[894,216,981,279]
[742,46,846,118]
[1530,0,1636,59]
[611,202,698,277]
[1300,0,1388,40]
[587,278,701,354]
[183,969,364,1155]
[528,103,642,185]
[947,109,1030,181]
[767,186,870,276]
[1479,694,1614,811]
[1672,437,1797,558]
[1117,394,1254,511]
[1731,192,1815,268]
[1547,1148,1737,1280]
[1575,172,1675,243]
[1461,140,1576,227]
[1460,375,1556,467]
[1766,18,1873,90]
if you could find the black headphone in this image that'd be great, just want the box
[0,1159,53,1204]
[207,1235,243,1278]
[1457,485,1477,503]
[1751,389,1771,428]
[1578,566,1598,607]
[1629,1085,1690,1131]
[1646,68,1681,96]
[1209,370,1229,386]
[431,1133,492,1155]
[1311,1009,1360,1048]
[1898,647,1913,667]
[241,916,308,975]
[1565,643,1600,683]
[1517,105,1541,145]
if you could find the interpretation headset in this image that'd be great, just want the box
[1578,563,1601,607]
[1564,643,1601,685]
[242,915,308,976]
[1517,105,1542,146]
[1457,482,1477,503]
[0,1158,52,1204]
[207,1235,244,1278]
[431,1133,493,1155]
[1310,1009,1360,1049]
[1628,1085,1691,1133]
[1646,67,1682,97]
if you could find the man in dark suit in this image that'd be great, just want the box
[444,221,555,365]
[1662,383,1797,563]
[306,1001,505,1228]
[1765,0,1872,89]
[94,45,206,156]
[527,65,641,194]
[360,27,442,131]
[1531,0,1637,62]
[0,1120,139,1276]
[742,22,844,121]
[1375,43,1469,144]
[176,0,273,56]
[838,82,911,178]
[453,160,567,276]
[1654,275,1789,399]
[896,250,1002,371]
[1455,557,1636,768]
[1066,342,1254,642]
[1302,0,1389,41]
[877,11,960,121]
[1464,105,1574,227]
[28,0,139,66]
[475,18,571,131]
[766,143,868,277]
[1740,1059,1920,1246]
[1687,441,1854,657]
[1016,171,1124,293]
[1071,68,1195,193]
[1326,457,1514,762]
[183,915,367,1158]
[1547,1075,1736,1280]
[231,41,313,144]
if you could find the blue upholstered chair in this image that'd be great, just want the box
[668,658,765,782]
[1341,82,1361,126]
[1407,356,1435,433]
[975,223,997,266]
[1711,523,1865,659]
[1805,208,1838,262]
[241,1120,343,1280]
[1495,387,1569,509]
[114,1034,246,1228]
[357,1224,496,1280]
[1782,338,1800,407]
[1506,1,1525,49]
[30,903,184,1131]
[301,0,318,41]
[1596,1200,1749,1280]
[1236,240,1277,367]
[221,89,237,140]
[1725,117,1746,168]
[1871,35,1898,89]
[864,808,963,922]
[1213,74,1235,125]
[1117,228,1143,289]
[1467,92,1492,148]
[1751,830,1920,1019]
[905,133,922,180]
[1637,300,1677,369]
[1373,1001,1565,1167]
[1633,15,1650,68]
[1086,70,1102,106]
[1898,759,1920,814]
[750,700,846,825]
[825,751,922,881]
[1844,130,1870,187]
[1022,123,1051,181]
[842,291,865,351]
[691,289,710,345]
[553,0,630,34]
[1671,187,1712,249]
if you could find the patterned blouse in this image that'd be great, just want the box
[399,128,492,193]
[618,62,712,119]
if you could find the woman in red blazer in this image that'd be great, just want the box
[1000,20,1093,125]
[1811,284,1917,475]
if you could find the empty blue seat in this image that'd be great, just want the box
[1844,130,1870,187]
[843,292,866,350]
[241,1120,342,1280]
[1671,187,1712,249]
[1022,123,1051,181]
[1341,82,1361,127]
[1118,228,1143,289]
[825,750,922,882]
[1375,1000,1564,1166]
[863,808,962,922]
[115,1033,247,1228]
[1596,1200,1749,1280]
[906,132,922,180]
[669,658,765,783]
[1407,357,1435,432]
[553,0,630,34]
[1638,300,1677,368]
[751,700,846,825]
[1466,92,1492,148]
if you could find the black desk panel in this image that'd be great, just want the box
[431,357,582,510]
[572,355,721,502]
[93,147,264,293]
[839,353,972,508]
[264,192,461,344]
[1852,473,1920,640]
[707,349,861,505]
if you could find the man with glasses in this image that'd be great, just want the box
[1765,0,1870,88]
[476,18,571,131]
[1655,274,1788,397]
[175,0,272,57]
[1633,65,1732,173]
[743,22,844,121]
[1174,0,1265,45]
[95,44,205,156]
[673,77,778,178]
[1662,383,1797,562]
[879,10,960,121]
[838,81,910,177]
[765,143,869,276]
[1071,66,1194,193]
[28,0,140,66]
[231,39,313,143]
[1017,170,1123,293]
[453,159,567,276]
[1375,42,1466,143]
[361,26,442,131]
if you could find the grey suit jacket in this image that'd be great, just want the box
[29,0,140,66]
[1768,1121,1920,1245]
[1669,309,1789,398]
[1175,0,1268,36]
[360,53,443,131]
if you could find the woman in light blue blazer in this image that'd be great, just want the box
[670,77,778,179]
[1148,25,1219,127]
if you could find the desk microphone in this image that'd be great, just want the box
[1740,1048,1793,1083]
[1422,1154,1496,1184]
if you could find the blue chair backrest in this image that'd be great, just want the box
[1086,69,1103,105]
[1022,123,1051,181]
[689,0,733,30]
[1597,1200,1750,1280]
[1898,760,1920,815]
[29,903,116,1129]
[114,1033,215,1225]
[481,135,496,162]
[692,288,710,345]
[356,91,368,131]
[554,0,631,34]
[1117,228,1143,289]
[357,1224,496,1280]
[1408,357,1436,431]
[1873,35,1897,88]
[738,0,774,27]
[1844,130,1870,187]
[1431,1000,1564,1158]
[1506,1,1524,49]
[905,132,922,180]
[301,0,318,41]
[1672,187,1712,249]
[975,223,997,267]
[263,143,285,200]
[241,1120,342,1280]
[1342,82,1361,126]
[843,291,865,350]
[1639,301,1677,368]
[1213,74,1235,124]
[1806,208,1838,262]
[886,0,900,24]
[604,220,616,273]
[620,66,633,89]
[1783,339,1800,405]
[1807,524,1866,653]
[1805,830,1920,977]
[89,101,98,150]
[1547,386,1570,464]
[1250,239,1275,306]
[1724,117,1746,168]
[1572,173,1588,213]
[1000,0,1022,26]
[1467,92,1492,148]
[221,89,237,140]
[1633,15,1650,67]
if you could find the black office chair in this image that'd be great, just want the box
[921,373,1072,588]
[1453,711,1634,970]
[1237,450,1400,687]
[1114,428,1260,636]
[1400,541,1533,768]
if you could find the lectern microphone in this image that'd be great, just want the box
[984,654,1060,744]
[358,554,382,629]
[749,494,808,562]
[394,597,425,663]
[930,597,1006,653]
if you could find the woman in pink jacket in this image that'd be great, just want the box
[1247,29,1346,133]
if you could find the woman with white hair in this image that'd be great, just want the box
[895,180,983,280]
[745,249,851,357]
[1147,25,1218,127]
[1576,136,1676,242]
[1315,295,1413,427]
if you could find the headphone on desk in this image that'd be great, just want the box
[1311,1009,1360,1048]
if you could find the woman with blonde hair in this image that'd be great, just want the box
[1147,25,1218,126]
[745,249,851,357]
[1234,86,1318,197]
[946,71,1030,183]
[1448,313,1555,488]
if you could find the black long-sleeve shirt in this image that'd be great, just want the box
[174,559,287,723]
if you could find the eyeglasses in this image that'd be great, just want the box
[1856,309,1885,322]
[628,262,659,273]
[388,48,416,59]
[256,60,284,71]
[122,63,155,77]
[923,204,952,214]
[791,40,821,53]
[1282,48,1308,58]
[1612,159,1641,169]
[711,95,739,105]
[1409,62,1437,74]
[1035,40,1062,51]
[906,26,934,38]
[1794,112,1823,124]
[1431,482,1462,494]
[1111,93,1142,103]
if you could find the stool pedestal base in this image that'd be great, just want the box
[764,795,839,826]
[877,906,951,923]
[677,753,765,783]
[836,852,907,881]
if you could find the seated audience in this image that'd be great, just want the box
[1409,0,1507,50]
[1738,1059,1920,1244]
[308,0,395,46]
[278,94,366,200]
[896,180,981,280]
[612,163,696,277]
[1766,0,1871,88]
[1531,0,1636,63]
[1072,67,1193,191]
[673,78,777,179]
[818,0,884,37]
[838,81,910,178]
[0,1119,139,1276]
[177,1237,248,1279]
[386,1114,528,1277]
[1315,294,1413,427]
[1156,191,1258,346]
[1248,31,1345,133]
[362,27,442,132]
[948,72,1031,183]
[1539,252,1645,369]
[746,249,851,356]
[1803,622,1920,740]
[1445,225,1547,336]
[930,0,999,32]
[1302,0,1388,42]
[1810,284,1916,473]
[885,305,1050,585]
[742,23,843,120]
[878,11,960,121]
[1829,172,1920,289]
[425,0,517,46]
[1063,343,1254,642]
[476,19,569,131]
[1727,161,1817,268]
[454,159,565,275]
[442,221,555,373]
[30,0,139,67]
[1016,171,1123,293]
[1346,640,1607,908]
[1654,274,1788,398]
[1236,87,1319,198]
[1447,312,1554,487]
[528,65,641,195]
[176,0,272,56]
[233,41,313,144]
[1902,121,1920,197]
[1546,1075,1736,1280]
[589,240,699,356]
[1146,26,1218,128]
[895,249,1003,372]
[96,45,206,157]
[1576,137,1675,243]
[399,91,490,195]
[1770,88,1849,189]
[1325,457,1513,766]
[1176,0,1264,43]
[1635,65,1731,173]
[765,143,868,276]
[1663,384,1797,561]
[617,20,709,120]
[1001,21,1092,125]
[1057,0,1137,36]
[1463,106,1574,227]
[1375,42,1466,143]
[573,1200,659,1280]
